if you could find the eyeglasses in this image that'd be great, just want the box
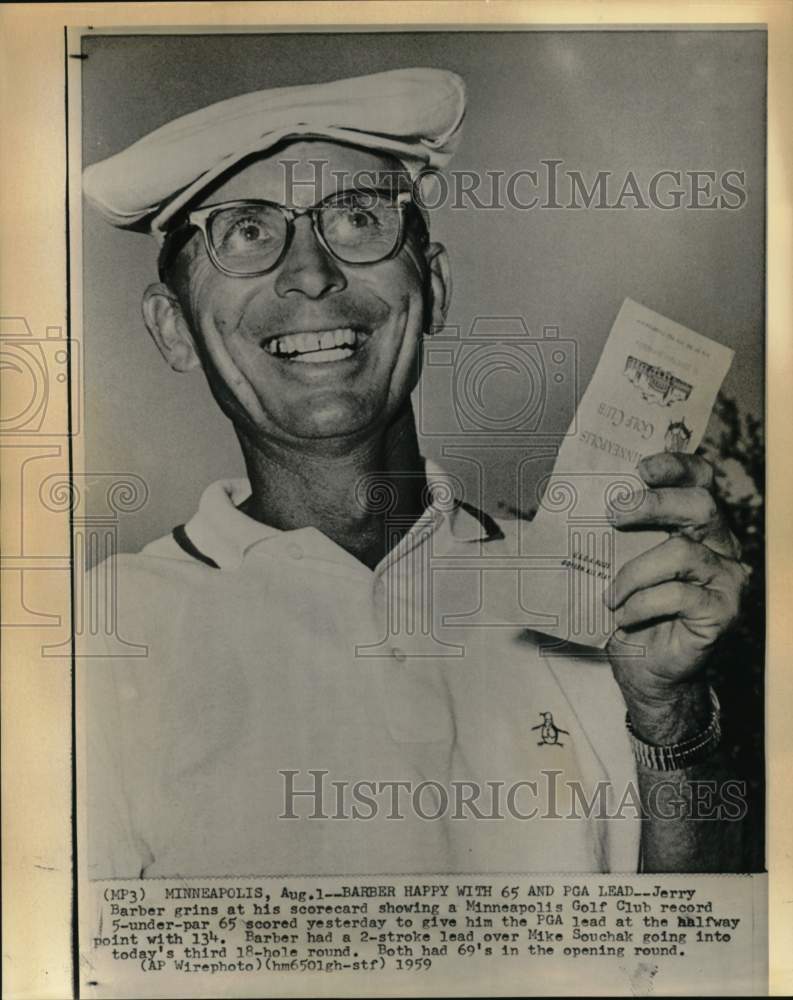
[169,188,416,278]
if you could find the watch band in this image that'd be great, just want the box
[626,687,722,771]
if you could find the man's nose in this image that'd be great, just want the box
[274,216,347,299]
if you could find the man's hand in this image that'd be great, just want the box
[604,451,749,742]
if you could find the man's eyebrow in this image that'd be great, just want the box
[323,185,410,201]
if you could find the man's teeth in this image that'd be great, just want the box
[265,327,361,360]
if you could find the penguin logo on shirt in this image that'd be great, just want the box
[532,711,569,747]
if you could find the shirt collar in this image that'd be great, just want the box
[181,459,501,571]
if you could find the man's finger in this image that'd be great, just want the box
[609,485,719,532]
[637,451,714,489]
[608,480,738,557]
[605,534,722,610]
[614,579,720,630]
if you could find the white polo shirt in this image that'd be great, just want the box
[80,467,639,879]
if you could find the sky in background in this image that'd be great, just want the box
[80,29,766,552]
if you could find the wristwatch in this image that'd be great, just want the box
[626,687,722,771]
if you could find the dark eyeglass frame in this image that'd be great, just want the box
[162,188,417,279]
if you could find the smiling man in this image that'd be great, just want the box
[81,68,748,879]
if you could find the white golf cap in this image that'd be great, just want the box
[83,67,466,244]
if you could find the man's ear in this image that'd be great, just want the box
[141,283,201,373]
[424,242,452,331]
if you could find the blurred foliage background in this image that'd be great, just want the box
[699,393,765,871]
